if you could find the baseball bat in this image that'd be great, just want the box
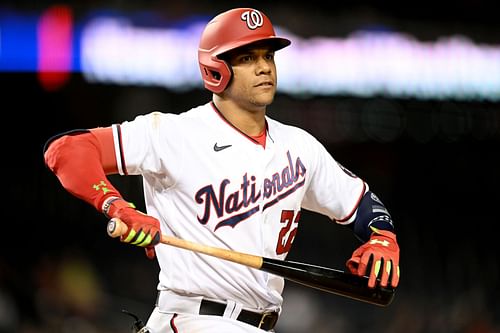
[107,218,395,306]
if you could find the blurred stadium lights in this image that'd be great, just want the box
[37,5,73,91]
[1,5,500,101]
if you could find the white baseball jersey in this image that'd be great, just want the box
[112,101,366,311]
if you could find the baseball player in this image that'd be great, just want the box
[43,7,400,333]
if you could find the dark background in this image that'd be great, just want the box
[1,1,500,332]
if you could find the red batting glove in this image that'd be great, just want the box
[346,226,400,289]
[103,197,161,259]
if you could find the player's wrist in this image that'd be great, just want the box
[102,196,136,218]
[369,226,396,240]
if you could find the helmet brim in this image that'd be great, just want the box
[214,36,291,58]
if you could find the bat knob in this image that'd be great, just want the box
[107,218,127,238]
[107,218,117,237]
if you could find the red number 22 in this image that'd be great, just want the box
[276,210,301,255]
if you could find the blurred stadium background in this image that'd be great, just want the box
[1,1,499,332]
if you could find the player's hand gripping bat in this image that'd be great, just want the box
[107,218,395,306]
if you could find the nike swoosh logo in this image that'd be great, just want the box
[213,143,232,152]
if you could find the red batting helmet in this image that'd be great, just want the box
[198,8,291,94]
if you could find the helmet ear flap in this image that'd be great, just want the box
[198,56,232,94]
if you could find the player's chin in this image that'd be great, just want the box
[252,90,276,105]
[252,96,274,108]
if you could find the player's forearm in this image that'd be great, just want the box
[348,191,394,242]
[44,131,122,211]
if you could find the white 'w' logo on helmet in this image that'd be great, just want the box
[240,10,263,30]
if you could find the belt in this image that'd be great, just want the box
[199,299,279,331]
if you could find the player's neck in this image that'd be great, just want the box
[212,97,266,136]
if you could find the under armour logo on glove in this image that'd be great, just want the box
[369,239,390,247]
[346,226,400,288]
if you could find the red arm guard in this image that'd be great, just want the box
[43,128,120,212]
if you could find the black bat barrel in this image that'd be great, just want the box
[261,258,395,306]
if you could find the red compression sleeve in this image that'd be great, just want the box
[44,129,121,212]
[90,127,119,174]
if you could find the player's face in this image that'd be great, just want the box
[222,44,277,111]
